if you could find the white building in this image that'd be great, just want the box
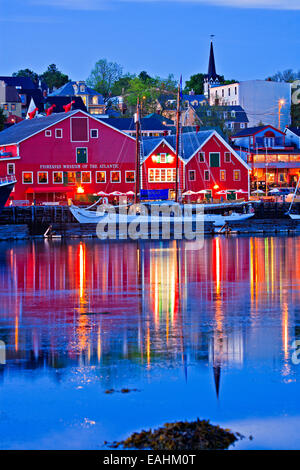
[209,80,291,130]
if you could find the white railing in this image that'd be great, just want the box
[0,175,17,185]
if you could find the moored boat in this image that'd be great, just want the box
[0,176,16,215]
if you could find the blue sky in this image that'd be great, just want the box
[1,0,300,86]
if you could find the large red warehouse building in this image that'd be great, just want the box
[0,110,250,203]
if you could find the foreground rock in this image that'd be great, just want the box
[109,419,239,450]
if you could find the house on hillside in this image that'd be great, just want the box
[49,81,106,115]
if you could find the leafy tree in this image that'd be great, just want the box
[267,69,300,83]
[0,108,6,131]
[40,64,69,91]
[87,59,123,98]
[184,73,206,95]
[139,71,153,83]
[110,73,136,96]
[12,68,39,84]
[291,104,300,127]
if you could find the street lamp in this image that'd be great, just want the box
[278,99,285,130]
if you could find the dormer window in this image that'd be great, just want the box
[80,85,86,92]
[92,96,98,105]
[231,111,236,118]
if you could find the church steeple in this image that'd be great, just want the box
[208,40,217,81]
[204,36,220,99]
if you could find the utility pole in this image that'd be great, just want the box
[175,77,182,203]
[135,98,140,204]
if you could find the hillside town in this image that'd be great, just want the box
[0,41,300,206]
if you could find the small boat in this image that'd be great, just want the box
[0,176,16,215]
[286,176,300,220]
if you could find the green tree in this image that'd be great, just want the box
[12,68,39,84]
[0,108,6,131]
[40,64,69,91]
[184,73,206,95]
[291,104,300,127]
[110,73,136,96]
[267,69,300,83]
[87,59,123,98]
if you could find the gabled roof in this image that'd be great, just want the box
[0,76,37,90]
[97,117,169,132]
[232,124,285,138]
[286,127,300,137]
[182,94,207,104]
[49,81,104,104]
[144,113,174,125]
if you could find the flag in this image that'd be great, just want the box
[179,74,183,100]
[26,98,37,119]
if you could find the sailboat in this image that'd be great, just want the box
[286,175,300,220]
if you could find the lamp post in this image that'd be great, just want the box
[278,99,285,130]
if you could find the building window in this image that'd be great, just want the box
[92,96,98,105]
[233,169,241,181]
[111,171,121,183]
[160,153,166,163]
[55,129,63,138]
[220,170,226,181]
[204,170,210,181]
[231,111,236,118]
[11,104,16,111]
[264,137,275,148]
[240,123,245,129]
[189,170,196,181]
[81,171,91,183]
[227,122,232,129]
[76,147,87,163]
[228,88,231,96]
[7,163,15,175]
[90,129,98,138]
[53,171,63,183]
[38,172,48,184]
[45,130,52,137]
[235,87,237,95]
[3,104,8,110]
[67,172,76,184]
[224,152,231,163]
[71,116,89,142]
[148,168,177,182]
[199,152,205,162]
[125,171,135,183]
[209,153,220,167]
[96,171,106,183]
[22,172,33,184]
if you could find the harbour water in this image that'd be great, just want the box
[0,236,300,449]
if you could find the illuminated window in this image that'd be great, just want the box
[3,104,8,110]
[160,154,166,163]
[204,170,210,181]
[149,169,154,182]
[111,171,121,183]
[125,171,135,182]
[11,104,16,111]
[55,129,63,138]
[81,171,91,183]
[22,172,33,184]
[67,172,76,184]
[7,163,15,175]
[92,96,98,105]
[96,171,106,183]
[220,170,226,181]
[53,171,63,183]
[38,172,48,184]
[189,170,196,181]
[148,168,177,182]
[233,169,241,181]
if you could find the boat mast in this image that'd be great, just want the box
[135,98,140,204]
[175,77,182,203]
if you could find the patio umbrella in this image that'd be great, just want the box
[97,191,108,196]
[197,190,210,194]
[182,190,197,196]
[251,189,264,194]
[126,191,135,195]
[216,190,227,195]
[269,188,280,194]
[236,189,248,194]
[109,191,125,196]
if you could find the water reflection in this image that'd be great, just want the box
[0,236,300,448]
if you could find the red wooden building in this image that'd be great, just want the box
[142,131,250,200]
[0,110,136,204]
[0,110,250,204]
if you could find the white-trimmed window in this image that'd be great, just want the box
[224,152,231,163]
[240,123,245,129]
[220,169,226,181]
[160,153,166,163]
[148,168,177,183]
[189,170,196,181]
[22,172,33,184]
[53,171,63,184]
[76,147,88,164]
[81,171,91,183]
[7,163,15,175]
[55,129,63,138]
[90,129,98,138]
[199,152,205,162]
[38,171,48,184]
[45,130,52,137]
[96,171,106,183]
[111,171,121,183]
[204,170,210,181]
[125,171,135,183]
[233,169,241,181]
